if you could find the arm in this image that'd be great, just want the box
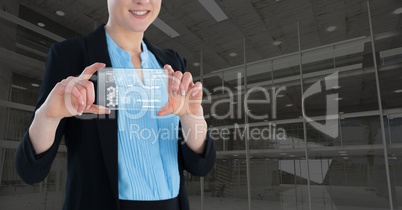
[179,107,216,176]
[158,63,216,176]
[14,43,68,184]
[179,108,207,154]
[179,126,216,177]
[14,43,109,184]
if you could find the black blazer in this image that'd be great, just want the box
[14,25,216,210]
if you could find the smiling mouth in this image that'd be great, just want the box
[129,10,149,16]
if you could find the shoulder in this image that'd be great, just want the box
[47,26,106,70]
[49,36,86,59]
[50,25,105,59]
[45,35,88,78]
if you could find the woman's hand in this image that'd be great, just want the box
[157,65,203,118]
[37,62,110,120]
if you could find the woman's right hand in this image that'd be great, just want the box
[37,62,111,120]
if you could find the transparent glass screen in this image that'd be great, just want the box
[97,68,167,110]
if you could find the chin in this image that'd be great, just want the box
[123,24,149,33]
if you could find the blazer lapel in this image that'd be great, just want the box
[85,25,119,202]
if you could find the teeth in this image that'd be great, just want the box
[131,10,147,15]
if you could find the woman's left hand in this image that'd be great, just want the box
[157,64,203,117]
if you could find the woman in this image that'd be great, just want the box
[14,0,216,209]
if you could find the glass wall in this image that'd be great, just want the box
[196,1,401,210]
[0,72,67,209]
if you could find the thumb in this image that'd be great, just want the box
[157,104,172,116]
[85,104,111,115]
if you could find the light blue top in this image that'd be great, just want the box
[105,32,180,201]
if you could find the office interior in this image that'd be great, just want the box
[0,0,401,209]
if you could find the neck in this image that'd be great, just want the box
[105,21,143,55]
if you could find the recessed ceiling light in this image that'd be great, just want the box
[335,97,343,101]
[286,104,293,107]
[394,89,402,93]
[343,157,349,160]
[233,154,239,157]
[340,153,348,156]
[11,84,27,90]
[31,83,40,87]
[229,52,237,57]
[55,10,65,16]
[393,8,402,15]
[37,22,45,27]
[193,62,200,67]
[198,0,228,22]
[326,26,337,32]
[332,85,341,90]
[152,18,180,38]
[273,41,282,46]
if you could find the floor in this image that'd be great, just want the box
[0,185,401,210]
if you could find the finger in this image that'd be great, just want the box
[190,82,203,97]
[60,76,76,86]
[70,86,85,115]
[74,83,87,114]
[171,71,183,97]
[79,62,106,80]
[76,79,95,110]
[157,103,173,116]
[157,107,168,116]
[84,104,111,115]
[163,65,174,93]
[181,72,193,96]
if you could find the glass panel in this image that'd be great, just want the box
[250,155,311,210]
[11,73,41,106]
[340,116,384,146]
[1,149,66,208]
[298,1,397,208]
[203,35,250,208]
[373,2,402,208]
[185,172,202,209]
[204,157,248,210]
[388,116,402,209]
[6,109,32,141]
[309,147,390,209]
